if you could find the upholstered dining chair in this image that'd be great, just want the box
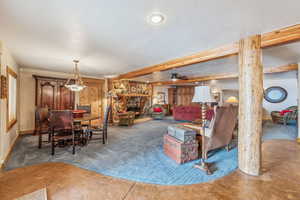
[76,104,91,116]
[76,104,92,131]
[89,106,111,144]
[49,110,76,155]
[35,107,50,149]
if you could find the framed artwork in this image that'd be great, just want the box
[264,86,288,103]
[7,67,17,131]
[0,75,7,99]
[157,92,166,104]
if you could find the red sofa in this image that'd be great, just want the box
[173,105,202,121]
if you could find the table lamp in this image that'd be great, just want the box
[192,85,215,175]
[225,96,238,104]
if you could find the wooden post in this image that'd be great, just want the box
[298,63,300,144]
[238,35,263,176]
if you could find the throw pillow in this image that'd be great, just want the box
[154,107,163,112]
[280,110,292,116]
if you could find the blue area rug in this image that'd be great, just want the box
[93,146,237,185]
[5,118,296,185]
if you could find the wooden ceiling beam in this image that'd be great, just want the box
[117,24,300,79]
[152,63,298,86]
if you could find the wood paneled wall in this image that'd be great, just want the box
[79,78,104,126]
[168,86,195,106]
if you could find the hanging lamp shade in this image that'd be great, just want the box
[65,60,86,92]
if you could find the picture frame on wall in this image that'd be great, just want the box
[6,66,17,131]
[0,75,7,99]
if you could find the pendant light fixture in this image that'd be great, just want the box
[65,60,86,92]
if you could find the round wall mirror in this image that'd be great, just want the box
[264,86,288,103]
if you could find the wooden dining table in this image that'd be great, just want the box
[74,115,101,123]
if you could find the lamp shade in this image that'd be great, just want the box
[192,86,215,103]
[226,96,238,103]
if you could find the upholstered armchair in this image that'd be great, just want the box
[271,106,298,125]
[118,111,135,126]
[150,104,166,120]
[202,105,238,159]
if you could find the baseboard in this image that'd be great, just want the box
[0,134,19,170]
[19,129,35,135]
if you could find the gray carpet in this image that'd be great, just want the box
[4,118,297,185]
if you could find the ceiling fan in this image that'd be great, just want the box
[170,73,188,82]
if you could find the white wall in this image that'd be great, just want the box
[208,71,298,119]
[263,72,297,116]
[0,41,19,166]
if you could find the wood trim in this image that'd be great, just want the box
[33,75,68,81]
[82,78,105,84]
[0,134,19,170]
[264,63,298,74]
[261,24,300,48]
[7,67,17,78]
[152,64,298,85]
[6,66,17,132]
[19,129,35,135]
[116,24,300,79]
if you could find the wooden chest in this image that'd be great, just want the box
[163,134,198,164]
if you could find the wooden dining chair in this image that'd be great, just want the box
[49,110,77,155]
[35,107,50,149]
[89,106,111,144]
[76,104,92,129]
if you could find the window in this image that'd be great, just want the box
[7,67,17,131]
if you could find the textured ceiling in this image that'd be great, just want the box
[0,0,300,78]
[134,42,300,82]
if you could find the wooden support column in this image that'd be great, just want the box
[238,35,263,176]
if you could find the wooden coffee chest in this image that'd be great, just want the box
[163,134,198,164]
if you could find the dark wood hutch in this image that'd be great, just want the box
[33,75,75,110]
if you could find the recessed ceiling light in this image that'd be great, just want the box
[148,13,165,25]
